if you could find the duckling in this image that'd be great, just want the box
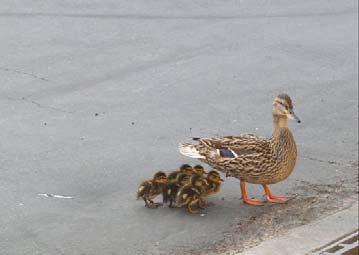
[137,171,168,208]
[176,175,209,214]
[175,185,202,214]
[197,170,224,207]
[189,173,210,194]
[193,164,207,177]
[202,170,224,197]
[165,173,191,208]
[168,164,194,183]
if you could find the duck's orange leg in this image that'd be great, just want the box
[240,179,263,206]
[263,185,288,203]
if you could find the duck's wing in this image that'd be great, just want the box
[195,134,272,157]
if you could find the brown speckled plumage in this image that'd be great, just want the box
[179,94,301,204]
[192,127,297,185]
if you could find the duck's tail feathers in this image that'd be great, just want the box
[178,143,205,159]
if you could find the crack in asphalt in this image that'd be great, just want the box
[29,100,73,114]
[301,156,339,165]
[299,155,355,167]
[0,9,356,21]
[0,67,54,83]
[5,96,74,114]
[3,43,216,100]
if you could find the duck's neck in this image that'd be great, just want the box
[271,114,297,180]
[273,115,288,130]
[271,114,296,153]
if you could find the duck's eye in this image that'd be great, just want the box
[277,102,289,111]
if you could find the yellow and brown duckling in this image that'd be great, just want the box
[197,170,224,207]
[137,171,168,208]
[165,173,191,208]
[202,170,224,197]
[168,164,194,183]
[193,164,207,177]
[175,175,209,214]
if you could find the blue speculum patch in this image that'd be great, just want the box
[219,148,235,158]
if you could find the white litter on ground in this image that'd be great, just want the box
[38,193,73,199]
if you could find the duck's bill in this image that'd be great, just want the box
[219,178,224,182]
[288,111,301,123]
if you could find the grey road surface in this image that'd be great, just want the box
[0,1,358,254]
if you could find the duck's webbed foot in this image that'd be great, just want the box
[200,199,214,207]
[240,179,264,206]
[263,185,288,203]
[242,197,264,206]
[187,199,202,214]
[266,195,288,203]
[145,204,158,208]
[198,198,212,209]
[168,199,177,208]
[145,199,163,208]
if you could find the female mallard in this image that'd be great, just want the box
[179,94,300,206]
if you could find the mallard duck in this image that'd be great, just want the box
[193,164,207,177]
[165,173,191,208]
[137,171,168,208]
[176,175,209,214]
[168,164,194,182]
[179,94,300,206]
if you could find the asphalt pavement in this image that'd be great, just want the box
[0,1,358,254]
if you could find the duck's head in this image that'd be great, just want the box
[176,173,191,185]
[179,164,194,176]
[193,165,207,176]
[272,94,301,124]
[190,174,209,188]
[153,171,168,184]
[207,171,224,184]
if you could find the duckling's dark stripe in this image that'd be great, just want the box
[219,148,235,158]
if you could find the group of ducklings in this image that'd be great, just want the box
[137,164,223,214]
